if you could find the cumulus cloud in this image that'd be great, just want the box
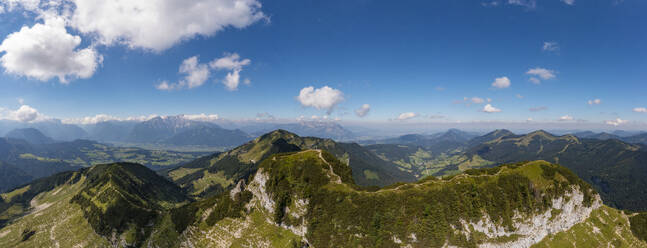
[529,106,548,112]
[515,94,524,99]
[297,86,344,114]
[210,53,251,71]
[529,77,541,84]
[634,107,647,113]
[491,76,510,89]
[559,115,574,121]
[209,53,251,91]
[605,118,627,126]
[68,0,266,51]
[542,42,559,52]
[527,68,556,80]
[482,104,501,113]
[0,105,49,122]
[396,112,417,121]
[156,56,210,90]
[587,99,601,105]
[355,104,370,117]
[0,17,101,83]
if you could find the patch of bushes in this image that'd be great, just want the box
[630,212,647,242]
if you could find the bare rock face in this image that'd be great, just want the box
[246,168,275,214]
[454,186,602,248]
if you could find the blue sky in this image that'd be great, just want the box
[0,0,645,129]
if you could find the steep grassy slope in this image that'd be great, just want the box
[0,172,110,248]
[0,162,189,247]
[468,130,647,211]
[70,163,188,246]
[533,205,646,247]
[167,130,414,197]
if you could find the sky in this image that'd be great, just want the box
[0,0,645,130]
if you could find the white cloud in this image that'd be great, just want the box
[210,53,251,71]
[210,53,251,91]
[561,0,575,5]
[255,112,275,121]
[526,68,556,80]
[69,0,266,51]
[180,113,219,122]
[222,69,242,91]
[508,0,536,9]
[297,86,344,114]
[559,115,574,121]
[355,104,370,117]
[587,99,601,105]
[62,114,160,124]
[482,104,501,113]
[62,114,121,124]
[396,112,417,121]
[1,0,40,11]
[471,97,485,104]
[529,77,541,84]
[542,42,559,52]
[156,56,210,90]
[515,94,524,99]
[491,76,511,89]
[0,5,4,13]
[0,17,101,83]
[62,113,222,124]
[0,105,49,122]
[634,107,647,113]
[605,118,627,126]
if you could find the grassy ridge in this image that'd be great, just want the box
[258,152,595,247]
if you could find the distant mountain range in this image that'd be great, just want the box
[243,121,356,140]
[572,131,647,145]
[4,128,55,144]
[360,128,479,153]
[0,120,87,141]
[60,116,357,146]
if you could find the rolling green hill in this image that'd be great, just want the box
[167,130,415,197]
